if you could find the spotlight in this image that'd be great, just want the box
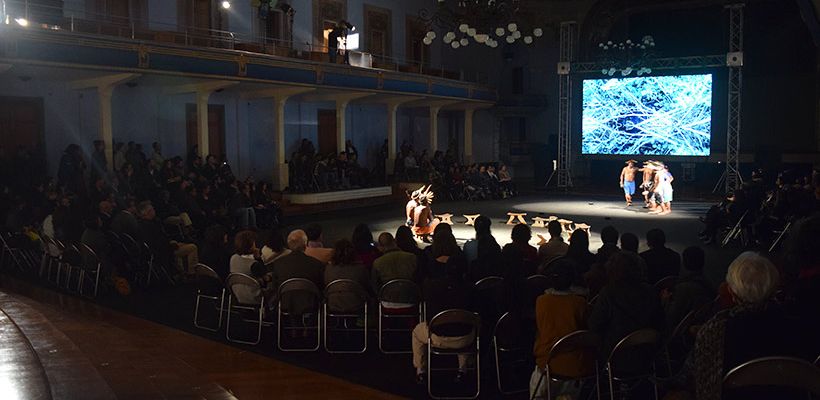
[343,20,355,32]
[221,1,231,9]
[15,17,29,27]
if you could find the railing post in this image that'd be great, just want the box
[70,15,74,32]
[130,21,135,39]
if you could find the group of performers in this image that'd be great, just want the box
[620,160,674,215]
[405,185,439,241]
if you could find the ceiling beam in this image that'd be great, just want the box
[69,73,141,90]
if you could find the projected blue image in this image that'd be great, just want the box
[582,74,712,156]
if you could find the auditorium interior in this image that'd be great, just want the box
[0,0,819,399]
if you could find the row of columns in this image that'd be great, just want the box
[68,73,488,191]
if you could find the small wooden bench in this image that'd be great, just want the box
[463,214,480,226]
[557,219,574,233]
[506,212,528,225]
[532,217,550,228]
[436,213,454,225]
[574,223,591,235]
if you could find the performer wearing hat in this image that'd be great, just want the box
[619,160,639,206]
[405,185,426,226]
[639,160,656,208]
[411,188,439,242]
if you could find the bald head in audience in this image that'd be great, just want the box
[287,229,308,252]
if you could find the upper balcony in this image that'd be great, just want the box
[0,0,496,104]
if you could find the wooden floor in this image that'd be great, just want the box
[0,279,402,400]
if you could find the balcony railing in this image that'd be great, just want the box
[1,0,489,84]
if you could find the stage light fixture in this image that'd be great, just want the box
[15,17,29,27]
[221,1,231,9]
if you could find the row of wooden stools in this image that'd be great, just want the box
[433,212,590,235]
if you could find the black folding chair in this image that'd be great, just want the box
[427,309,481,400]
[378,279,422,354]
[193,263,225,332]
[492,312,529,395]
[225,273,264,345]
[323,279,369,353]
[723,356,820,398]
[605,329,661,400]
[277,278,322,352]
[78,243,103,298]
[531,330,602,400]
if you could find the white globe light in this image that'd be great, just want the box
[506,35,515,43]
[495,27,505,36]
[490,41,498,48]
[446,31,455,39]
[507,23,517,32]
[533,28,543,37]
[475,34,488,43]
[523,36,533,44]
[601,69,608,75]
[512,30,521,39]
[467,28,476,37]
[443,36,453,44]
[646,68,652,74]
[459,24,469,33]
[427,31,437,39]
[460,38,469,46]
[452,41,461,49]
[221,1,231,9]
[423,37,433,45]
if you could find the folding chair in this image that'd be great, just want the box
[141,242,175,286]
[653,276,677,292]
[60,244,83,292]
[193,263,225,331]
[225,273,265,345]
[0,231,28,272]
[40,235,64,283]
[663,308,699,376]
[723,356,820,398]
[277,278,322,352]
[78,243,103,298]
[492,312,529,395]
[427,309,481,400]
[378,279,422,354]
[323,279,368,353]
[721,210,749,248]
[605,329,660,400]
[524,274,551,318]
[531,330,602,400]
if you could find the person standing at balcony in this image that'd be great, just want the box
[327,21,350,64]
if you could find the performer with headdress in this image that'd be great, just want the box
[620,159,638,206]
[640,160,657,208]
[650,162,674,215]
[405,185,426,226]
[411,187,439,242]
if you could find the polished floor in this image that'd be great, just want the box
[0,280,401,400]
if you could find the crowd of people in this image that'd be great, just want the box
[287,139,381,193]
[187,213,817,399]
[395,141,516,201]
[1,140,284,290]
[700,168,819,246]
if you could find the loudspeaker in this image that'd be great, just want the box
[557,62,570,75]
[726,52,743,67]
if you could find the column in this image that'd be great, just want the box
[98,85,115,168]
[429,105,441,152]
[336,100,349,153]
[273,97,289,190]
[386,103,399,175]
[196,90,211,157]
[464,108,475,164]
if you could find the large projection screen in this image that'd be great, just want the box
[581,74,713,156]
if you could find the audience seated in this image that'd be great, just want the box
[530,260,592,399]
[229,230,263,277]
[596,225,620,264]
[565,230,596,287]
[270,230,325,315]
[137,201,198,276]
[464,216,503,283]
[503,224,538,276]
[304,223,334,265]
[110,198,139,238]
[618,232,639,254]
[372,232,417,294]
[411,235,473,384]
[324,238,371,310]
[537,220,569,265]
[588,251,664,357]
[260,229,290,265]
[351,224,380,269]
[688,251,820,400]
[663,246,713,330]
[394,225,424,259]
[198,224,230,279]
[640,228,681,284]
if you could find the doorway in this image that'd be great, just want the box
[186,104,225,158]
[317,109,337,156]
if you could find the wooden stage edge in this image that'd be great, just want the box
[0,278,402,400]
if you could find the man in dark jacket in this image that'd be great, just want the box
[663,246,713,330]
[640,228,681,284]
[270,229,325,315]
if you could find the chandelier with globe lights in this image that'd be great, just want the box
[418,0,544,49]
[597,35,657,77]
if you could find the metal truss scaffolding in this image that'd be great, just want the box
[725,4,744,193]
[554,21,576,189]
